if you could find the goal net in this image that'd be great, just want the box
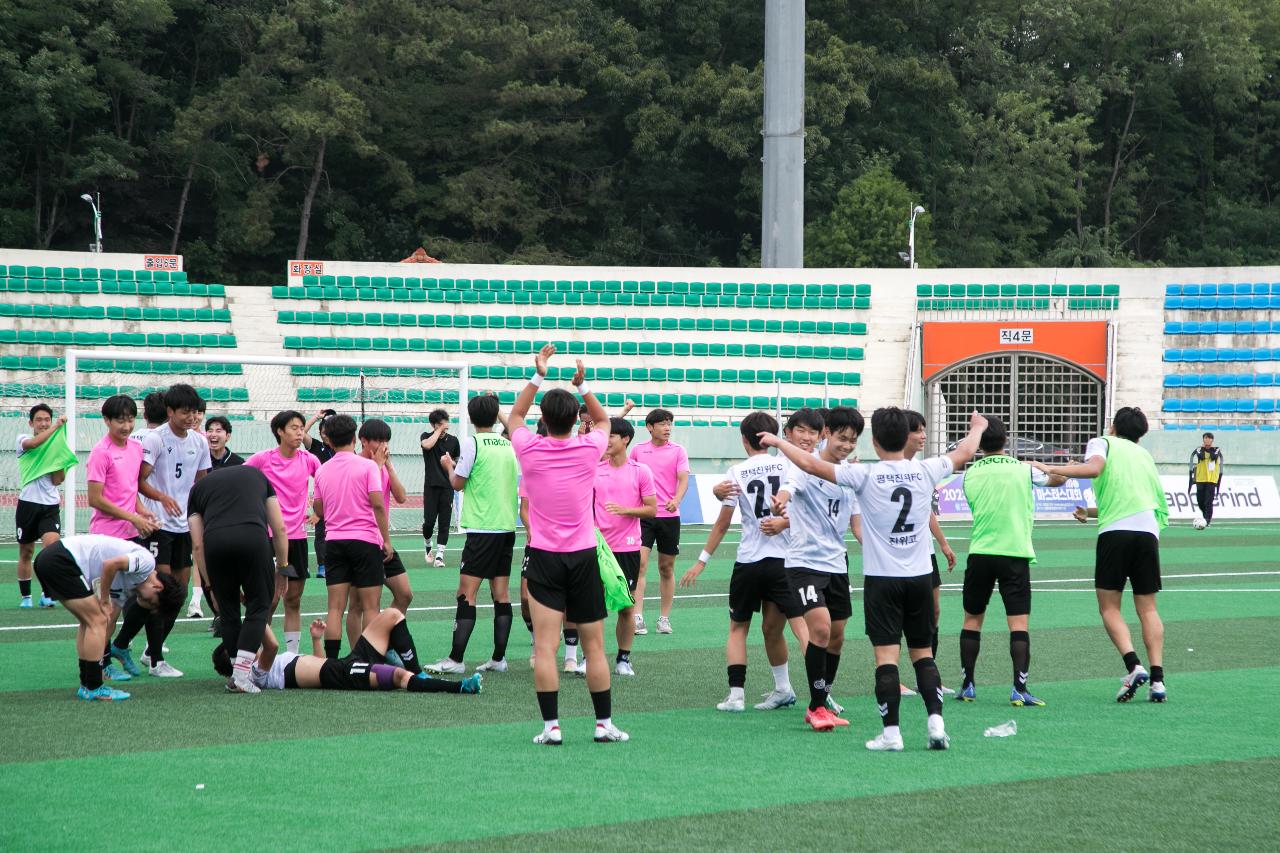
[1,350,469,540]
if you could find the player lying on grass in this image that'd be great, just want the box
[212,610,481,695]
[35,534,184,701]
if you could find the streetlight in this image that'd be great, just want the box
[80,192,102,253]
[907,204,925,269]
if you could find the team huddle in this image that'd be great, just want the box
[17,346,1172,749]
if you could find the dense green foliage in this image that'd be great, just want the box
[1,0,1277,280]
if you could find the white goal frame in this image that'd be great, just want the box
[62,349,470,535]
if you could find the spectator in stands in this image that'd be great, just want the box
[421,408,460,568]
[399,246,441,263]
[206,416,244,468]
[1189,432,1224,526]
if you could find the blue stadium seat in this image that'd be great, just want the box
[1164,322,1183,334]
[1259,400,1277,414]
[1164,297,1182,309]
[1162,399,1183,412]
[1164,349,1183,362]
[1165,284,1181,296]
[1183,284,1203,295]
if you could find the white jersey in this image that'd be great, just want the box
[837,456,953,578]
[16,434,61,505]
[782,463,859,575]
[61,534,156,602]
[142,423,211,532]
[724,455,789,563]
[131,426,161,518]
[251,652,300,690]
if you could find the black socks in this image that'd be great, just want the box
[727,663,747,689]
[874,664,901,726]
[804,643,828,711]
[537,690,558,722]
[389,620,422,674]
[492,602,513,662]
[959,628,981,688]
[913,656,944,715]
[1010,631,1030,692]
[449,596,477,662]
[1123,650,1141,672]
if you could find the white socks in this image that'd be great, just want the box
[771,663,790,691]
[544,719,559,734]
[927,714,946,736]
[191,586,204,607]
[284,632,301,654]
[728,686,745,701]
[883,724,901,740]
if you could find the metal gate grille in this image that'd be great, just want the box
[925,352,1104,462]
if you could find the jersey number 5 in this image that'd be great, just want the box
[174,462,183,479]
[890,487,915,534]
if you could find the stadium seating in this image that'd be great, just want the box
[1,383,248,401]
[915,283,1119,311]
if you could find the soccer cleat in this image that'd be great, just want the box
[614,660,635,677]
[656,616,673,634]
[1010,689,1046,707]
[865,731,905,752]
[316,565,326,579]
[460,673,483,694]
[573,657,587,677]
[426,657,465,675]
[38,595,55,608]
[562,656,579,673]
[433,554,446,568]
[533,726,563,746]
[149,661,184,678]
[594,721,630,743]
[1149,681,1167,703]
[755,688,797,710]
[717,694,746,712]
[140,646,172,668]
[187,603,204,619]
[634,615,648,636]
[825,694,845,716]
[78,685,130,701]
[19,596,32,609]
[227,673,261,694]
[940,684,957,696]
[103,663,132,682]
[805,706,838,731]
[109,645,142,677]
[476,658,508,673]
[899,683,917,696]
[1116,665,1149,702]
[956,683,976,702]
[927,729,951,751]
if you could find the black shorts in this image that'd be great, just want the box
[15,500,60,545]
[318,655,375,690]
[962,554,1032,616]
[863,574,935,648]
[1095,530,1162,595]
[931,553,941,589]
[730,557,796,621]
[147,530,193,570]
[33,540,92,602]
[460,532,516,579]
[383,551,407,579]
[640,516,681,556]
[785,567,853,622]
[279,538,310,580]
[324,539,385,589]
[614,550,641,592]
[348,635,386,664]
[523,546,606,624]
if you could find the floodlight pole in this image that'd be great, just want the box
[80,193,103,253]
[908,204,925,269]
[761,0,805,269]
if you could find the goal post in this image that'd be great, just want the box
[55,349,470,537]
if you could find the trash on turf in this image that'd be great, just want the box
[195,784,205,790]
[983,720,1017,738]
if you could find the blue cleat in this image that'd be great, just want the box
[19,596,32,609]
[109,645,142,677]
[38,595,55,608]
[956,683,976,702]
[383,649,404,668]
[78,685,130,701]
[316,564,326,579]
[103,663,133,682]
[1010,689,1046,707]
[460,673,483,694]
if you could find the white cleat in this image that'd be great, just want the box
[716,695,746,712]
[227,673,260,694]
[865,732,905,752]
[615,660,635,676]
[533,726,563,746]
[562,657,579,674]
[475,658,508,673]
[656,616,672,634]
[149,661,184,678]
[573,657,587,677]
[432,554,446,568]
[634,615,648,636]
[425,657,465,675]
[755,688,798,710]
[927,718,950,750]
[594,722,630,743]
[186,605,204,619]
[940,684,956,696]
[899,683,917,696]
[1116,665,1149,702]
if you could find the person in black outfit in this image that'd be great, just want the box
[205,416,244,468]
[420,408,460,567]
[188,465,290,693]
[1188,432,1224,526]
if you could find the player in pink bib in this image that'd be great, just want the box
[629,409,690,635]
[86,396,160,541]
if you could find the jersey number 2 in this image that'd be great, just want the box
[745,476,781,518]
[890,487,915,534]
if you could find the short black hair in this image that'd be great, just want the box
[27,403,52,421]
[358,418,391,442]
[428,408,449,426]
[979,415,1007,453]
[101,395,137,420]
[271,410,305,444]
[141,391,167,425]
[540,388,579,434]
[816,407,831,425]
[905,410,926,432]
[205,415,232,434]
[870,407,910,452]
[579,404,590,417]
[324,414,358,447]
[1202,431,1215,440]
[468,394,500,429]
[164,383,203,413]
[609,417,635,445]
[154,572,185,618]
[196,397,207,413]
[785,407,824,433]
[645,408,674,427]
[740,411,779,450]
[1113,407,1148,442]
[211,644,233,678]
[535,418,549,437]
[825,406,864,438]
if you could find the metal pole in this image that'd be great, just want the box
[359,370,366,423]
[63,349,78,536]
[94,193,103,253]
[908,210,917,269]
[761,0,805,269]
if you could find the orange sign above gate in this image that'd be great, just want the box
[922,321,1108,380]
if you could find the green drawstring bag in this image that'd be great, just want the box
[596,529,634,613]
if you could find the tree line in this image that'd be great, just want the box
[1,0,1276,282]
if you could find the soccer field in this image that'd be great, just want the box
[1,522,1277,851]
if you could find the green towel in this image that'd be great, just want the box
[595,529,634,613]
[19,424,78,487]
